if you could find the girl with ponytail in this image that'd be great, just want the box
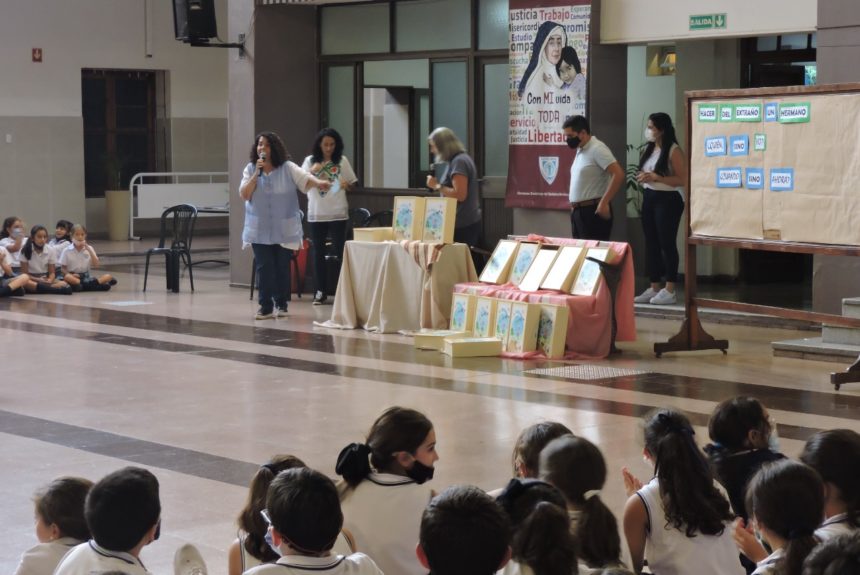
[335,406,438,575]
[744,460,824,575]
[495,478,577,575]
[539,435,625,573]
[228,454,354,575]
[622,408,743,575]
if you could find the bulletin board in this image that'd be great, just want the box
[690,86,860,246]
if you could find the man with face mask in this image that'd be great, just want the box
[562,115,624,240]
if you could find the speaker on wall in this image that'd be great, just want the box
[174,0,218,43]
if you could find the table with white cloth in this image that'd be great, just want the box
[322,241,477,333]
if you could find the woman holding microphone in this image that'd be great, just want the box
[240,131,330,320]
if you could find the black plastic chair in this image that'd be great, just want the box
[249,210,305,300]
[347,207,371,240]
[143,204,198,292]
[364,209,393,227]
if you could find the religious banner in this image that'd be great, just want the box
[506,0,591,209]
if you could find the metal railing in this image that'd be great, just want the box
[128,172,228,240]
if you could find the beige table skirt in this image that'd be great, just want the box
[322,241,477,333]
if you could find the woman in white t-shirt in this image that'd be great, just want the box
[633,113,688,306]
[336,406,438,575]
[621,408,743,575]
[301,128,358,306]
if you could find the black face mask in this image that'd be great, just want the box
[405,460,435,484]
[566,137,580,149]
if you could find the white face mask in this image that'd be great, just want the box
[73,239,85,248]
[644,128,656,143]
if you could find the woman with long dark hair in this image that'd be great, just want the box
[239,131,330,320]
[301,128,358,306]
[633,113,688,306]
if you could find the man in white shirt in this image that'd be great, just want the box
[563,115,624,240]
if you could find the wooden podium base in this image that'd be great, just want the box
[654,317,728,358]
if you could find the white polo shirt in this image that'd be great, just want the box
[815,513,856,541]
[20,245,56,275]
[13,537,82,575]
[54,540,151,575]
[58,244,96,273]
[244,552,382,575]
[0,246,12,271]
[0,237,26,268]
[340,472,434,575]
[568,136,617,203]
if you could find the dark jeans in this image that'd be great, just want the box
[309,220,347,295]
[251,243,292,312]
[570,203,613,240]
[641,188,685,283]
[454,220,483,271]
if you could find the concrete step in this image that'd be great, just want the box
[822,324,860,346]
[844,297,860,319]
[772,336,860,364]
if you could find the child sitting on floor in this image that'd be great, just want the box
[58,224,116,291]
[20,225,73,294]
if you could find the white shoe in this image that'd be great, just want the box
[174,543,207,575]
[649,288,677,305]
[634,287,658,303]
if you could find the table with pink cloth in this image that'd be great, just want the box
[319,240,477,333]
[454,235,636,360]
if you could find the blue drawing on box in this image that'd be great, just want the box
[475,306,490,335]
[770,168,794,192]
[704,137,727,157]
[510,247,538,283]
[537,312,553,351]
[730,135,749,156]
[395,205,412,235]
[716,167,743,188]
[424,207,444,240]
[509,311,525,344]
[746,168,764,190]
[765,102,778,122]
[496,307,510,336]
[452,301,466,329]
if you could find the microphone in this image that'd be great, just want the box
[258,152,266,177]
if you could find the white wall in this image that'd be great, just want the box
[0,0,228,118]
[625,46,676,176]
[601,0,816,44]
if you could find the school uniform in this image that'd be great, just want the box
[13,537,82,575]
[0,236,26,269]
[243,552,382,575]
[751,548,783,575]
[815,513,857,540]
[58,243,96,275]
[340,472,434,575]
[54,540,151,575]
[20,245,56,276]
[238,529,355,572]
[636,477,745,575]
[1,246,16,286]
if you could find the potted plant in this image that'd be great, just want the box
[625,143,647,277]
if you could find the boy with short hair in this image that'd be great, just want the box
[417,485,512,575]
[54,466,207,575]
[246,467,382,575]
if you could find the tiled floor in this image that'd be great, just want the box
[2,260,858,575]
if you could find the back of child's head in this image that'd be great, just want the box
[239,455,307,561]
[267,467,343,554]
[420,485,511,575]
[336,406,433,486]
[707,396,771,452]
[496,478,575,575]
[512,421,573,478]
[34,477,94,541]
[643,408,732,537]
[802,532,860,575]
[539,435,621,567]
[85,467,161,552]
[746,459,824,575]
[556,46,582,74]
[800,429,860,528]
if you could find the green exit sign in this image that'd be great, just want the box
[690,13,727,31]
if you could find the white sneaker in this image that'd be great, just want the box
[649,288,677,305]
[634,287,658,303]
[174,543,207,575]
[276,307,288,318]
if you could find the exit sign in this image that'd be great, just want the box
[690,13,727,31]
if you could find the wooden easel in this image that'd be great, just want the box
[654,85,860,390]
